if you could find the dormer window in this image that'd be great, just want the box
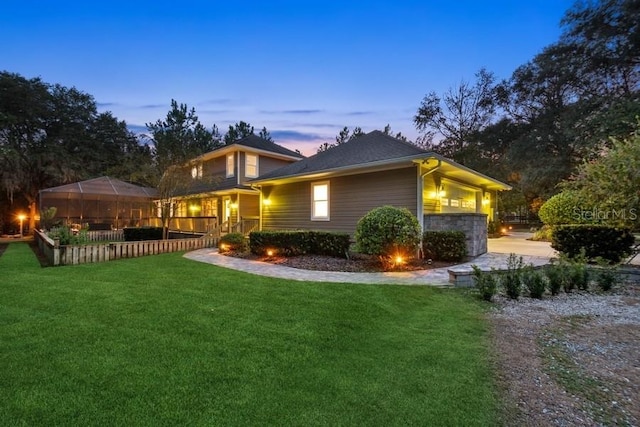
[245,154,258,178]
[226,153,234,177]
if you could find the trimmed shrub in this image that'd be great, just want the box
[569,262,590,291]
[123,227,163,241]
[355,206,421,258]
[551,225,634,263]
[422,230,467,262]
[501,253,524,300]
[522,266,546,299]
[538,190,585,226]
[219,232,247,252]
[544,264,564,296]
[472,265,497,302]
[249,230,350,258]
[595,261,617,292]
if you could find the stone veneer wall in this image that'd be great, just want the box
[423,213,488,257]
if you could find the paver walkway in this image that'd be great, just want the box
[184,232,554,287]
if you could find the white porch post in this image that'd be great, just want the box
[417,166,424,232]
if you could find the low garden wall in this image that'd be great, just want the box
[424,213,488,257]
[34,229,218,266]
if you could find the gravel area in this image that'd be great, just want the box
[490,283,640,426]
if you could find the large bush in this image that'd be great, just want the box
[355,206,421,257]
[551,225,634,263]
[422,230,467,262]
[538,191,586,226]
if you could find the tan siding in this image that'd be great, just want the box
[259,156,298,175]
[204,156,226,178]
[262,166,418,235]
[239,193,259,218]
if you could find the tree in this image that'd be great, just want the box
[563,120,640,229]
[413,68,496,163]
[258,126,273,142]
[382,124,407,141]
[145,99,220,178]
[560,0,640,98]
[317,126,365,153]
[224,121,254,144]
[0,71,143,231]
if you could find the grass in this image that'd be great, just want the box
[1,242,498,426]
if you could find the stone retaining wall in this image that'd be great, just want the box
[424,213,487,257]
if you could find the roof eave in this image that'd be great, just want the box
[250,154,427,185]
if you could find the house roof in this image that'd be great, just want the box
[199,134,304,162]
[253,130,428,181]
[251,130,511,191]
[40,176,157,198]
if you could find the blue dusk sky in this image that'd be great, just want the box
[2,1,573,155]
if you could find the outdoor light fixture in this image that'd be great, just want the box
[230,203,238,210]
[266,249,274,257]
[17,213,26,236]
[395,255,404,265]
[263,199,271,206]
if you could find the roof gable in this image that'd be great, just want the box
[233,134,304,158]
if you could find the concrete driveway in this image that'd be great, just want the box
[488,231,557,258]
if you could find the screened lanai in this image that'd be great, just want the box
[39,176,158,229]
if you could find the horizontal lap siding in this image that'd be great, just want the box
[262,166,417,235]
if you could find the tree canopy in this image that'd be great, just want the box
[414,0,640,216]
[0,71,150,231]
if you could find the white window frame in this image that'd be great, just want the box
[226,153,234,177]
[311,181,330,221]
[245,153,258,178]
[191,163,203,179]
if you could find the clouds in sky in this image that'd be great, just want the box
[3,1,575,157]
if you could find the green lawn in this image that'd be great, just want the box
[0,242,498,426]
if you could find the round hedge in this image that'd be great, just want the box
[355,205,421,256]
[538,191,586,226]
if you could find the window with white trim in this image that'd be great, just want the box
[191,163,203,179]
[245,154,258,178]
[311,181,330,220]
[226,153,234,177]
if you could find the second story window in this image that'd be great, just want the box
[226,153,234,177]
[191,163,203,179]
[245,154,258,178]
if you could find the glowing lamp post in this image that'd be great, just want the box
[17,214,26,236]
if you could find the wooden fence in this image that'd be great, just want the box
[86,229,124,241]
[34,230,218,267]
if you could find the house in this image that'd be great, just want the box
[40,131,510,256]
[167,134,304,235]
[248,131,511,256]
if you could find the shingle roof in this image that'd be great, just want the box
[233,134,304,159]
[253,130,429,181]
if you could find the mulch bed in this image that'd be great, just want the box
[225,251,456,273]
